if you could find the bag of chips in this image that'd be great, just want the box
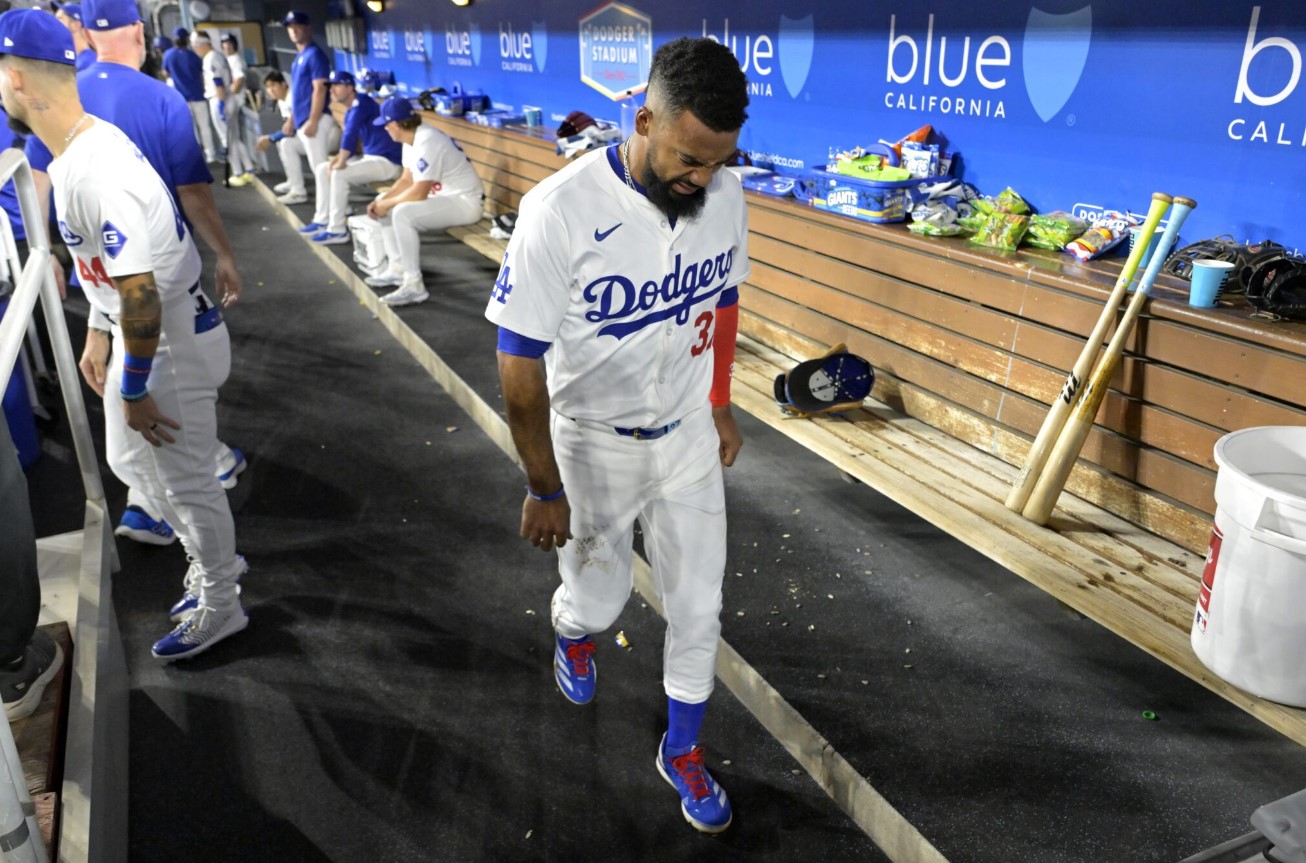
[1026,211,1090,250]
[969,212,1030,251]
[1065,210,1140,261]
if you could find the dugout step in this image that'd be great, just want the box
[8,621,73,861]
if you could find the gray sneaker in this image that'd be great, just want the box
[380,282,430,307]
[2,630,64,722]
[364,271,403,288]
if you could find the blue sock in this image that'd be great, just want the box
[665,697,707,754]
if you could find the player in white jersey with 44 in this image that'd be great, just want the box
[486,38,750,834]
[0,8,248,661]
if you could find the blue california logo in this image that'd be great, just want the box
[882,4,1092,123]
[1022,6,1092,122]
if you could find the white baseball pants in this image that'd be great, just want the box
[103,292,243,609]
[377,193,482,279]
[209,96,255,176]
[278,115,339,197]
[311,155,400,233]
[124,441,242,514]
[549,405,726,703]
[187,99,216,162]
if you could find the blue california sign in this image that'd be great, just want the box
[579,1,654,100]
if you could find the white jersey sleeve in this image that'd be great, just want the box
[405,125,482,198]
[485,192,571,342]
[202,51,231,100]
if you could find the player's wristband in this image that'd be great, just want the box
[268,130,286,143]
[120,353,153,401]
[526,484,565,502]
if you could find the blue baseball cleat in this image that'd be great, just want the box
[217,448,247,490]
[152,605,248,662]
[656,734,733,834]
[115,505,176,546]
[553,633,597,705]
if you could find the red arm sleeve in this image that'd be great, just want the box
[709,301,739,408]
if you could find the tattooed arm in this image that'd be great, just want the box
[113,272,180,447]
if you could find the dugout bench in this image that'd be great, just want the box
[420,112,1306,748]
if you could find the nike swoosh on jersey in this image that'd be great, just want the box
[594,223,622,242]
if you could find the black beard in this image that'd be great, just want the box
[638,153,707,222]
[6,113,31,138]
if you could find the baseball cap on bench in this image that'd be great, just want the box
[556,110,596,137]
[82,0,139,30]
[0,8,76,65]
[773,343,875,417]
[373,96,415,126]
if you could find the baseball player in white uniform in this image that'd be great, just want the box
[366,96,482,306]
[194,32,255,185]
[486,38,749,834]
[0,8,248,661]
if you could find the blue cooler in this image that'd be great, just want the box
[0,294,40,470]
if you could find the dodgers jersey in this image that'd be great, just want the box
[289,42,330,128]
[49,119,202,319]
[406,124,480,198]
[485,145,750,428]
[201,50,232,100]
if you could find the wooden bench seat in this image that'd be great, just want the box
[438,187,1306,749]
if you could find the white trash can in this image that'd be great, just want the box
[1191,425,1306,707]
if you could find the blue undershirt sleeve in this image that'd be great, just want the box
[497,326,551,358]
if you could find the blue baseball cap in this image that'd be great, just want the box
[0,8,77,66]
[83,0,141,31]
[172,25,188,38]
[327,69,355,87]
[53,2,82,22]
[283,10,310,25]
[373,96,415,126]
[153,34,170,50]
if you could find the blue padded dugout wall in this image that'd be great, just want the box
[335,0,1306,251]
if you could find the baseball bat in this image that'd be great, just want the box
[1004,193,1173,513]
[1021,196,1196,525]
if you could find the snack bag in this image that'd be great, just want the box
[1026,211,1090,250]
[995,187,1030,215]
[969,212,1030,251]
[1065,210,1140,261]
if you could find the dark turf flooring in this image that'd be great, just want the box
[22,167,1306,863]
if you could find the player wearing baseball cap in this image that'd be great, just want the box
[51,2,96,71]
[275,8,336,205]
[161,20,217,161]
[192,31,256,185]
[363,96,481,304]
[22,0,249,547]
[0,7,249,661]
[486,38,749,833]
[297,70,402,245]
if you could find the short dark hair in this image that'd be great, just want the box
[647,37,748,133]
[397,115,422,131]
[262,69,285,86]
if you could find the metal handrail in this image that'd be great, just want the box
[0,148,125,862]
[0,149,106,506]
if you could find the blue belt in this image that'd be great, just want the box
[614,419,681,441]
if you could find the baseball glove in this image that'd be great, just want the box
[1245,256,1306,321]
[1163,235,1288,295]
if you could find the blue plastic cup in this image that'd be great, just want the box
[1189,260,1234,308]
